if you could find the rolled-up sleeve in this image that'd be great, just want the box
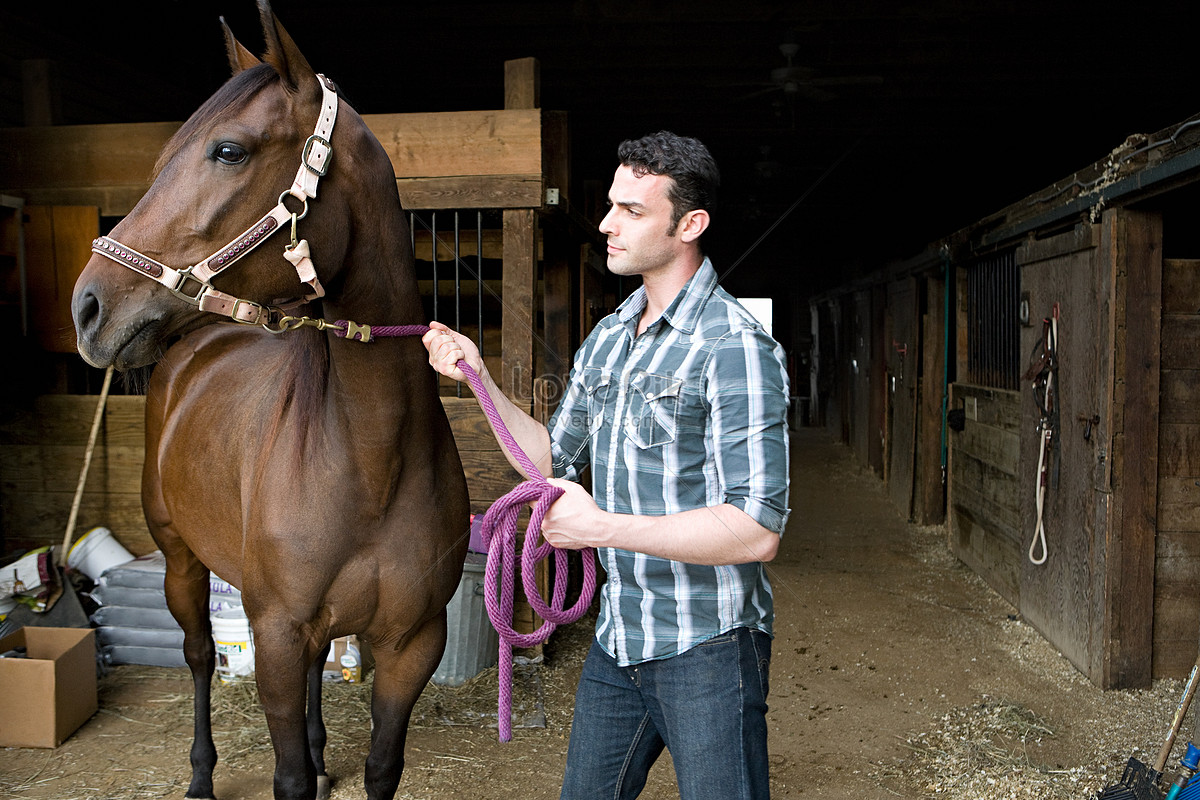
[705,327,791,534]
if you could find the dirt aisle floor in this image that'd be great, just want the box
[2,428,1195,799]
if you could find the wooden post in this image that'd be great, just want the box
[500,58,540,403]
[504,58,540,111]
[1102,208,1162,688]
[21,59,60,127]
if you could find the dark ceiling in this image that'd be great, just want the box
[3,1,1199,298]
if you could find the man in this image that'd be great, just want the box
[424,131,790,799]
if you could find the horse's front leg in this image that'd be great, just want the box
[307,642,332,800]
[161,547,218,800]
[364,613,447,800]
[254,622,323,800]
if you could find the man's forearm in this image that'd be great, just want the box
[472,367,554,479]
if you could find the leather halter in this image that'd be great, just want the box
[90,74,340,327]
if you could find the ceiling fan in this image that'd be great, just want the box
[743,41,883,103]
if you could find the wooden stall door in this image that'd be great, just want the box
[1015,222,1116,685]
[25,206,97,353]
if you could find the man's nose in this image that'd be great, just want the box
[599,207,616,234]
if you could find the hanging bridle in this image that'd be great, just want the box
[90,74,340,329]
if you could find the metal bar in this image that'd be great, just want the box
[476,211,484,357]
[431,211,439,322]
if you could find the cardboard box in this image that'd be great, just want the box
[0,627,98,747]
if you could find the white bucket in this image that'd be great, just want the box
[211,608,255,683]
[67,526,134,579]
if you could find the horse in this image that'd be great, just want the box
[69,3,469,798]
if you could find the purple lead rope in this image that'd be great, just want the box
[342,322,598,741]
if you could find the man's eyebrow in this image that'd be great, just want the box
[607,198,647,211]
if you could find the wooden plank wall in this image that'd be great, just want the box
[948,383,1022,605]
[1155,258,1200,677]
[0,109,549,216]
[1,395,522,558]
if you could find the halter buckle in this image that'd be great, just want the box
[169,270,207,304]
[230,298,266,325]
[302,134,332,177]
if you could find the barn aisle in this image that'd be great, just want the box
[761,427,1185,798]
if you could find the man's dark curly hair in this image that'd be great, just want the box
[617,131,720,235]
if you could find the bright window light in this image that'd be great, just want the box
[738,297,773,337]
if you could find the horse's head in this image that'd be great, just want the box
[72,1,375,369]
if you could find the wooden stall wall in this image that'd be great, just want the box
[949,383,1022,604]
[949,222,1120,683]
[0,395,523,559]
[884,277,919,519]
[1155,257,1200,678]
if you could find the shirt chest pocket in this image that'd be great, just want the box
[583,367,615,437]
[625,371,684,449]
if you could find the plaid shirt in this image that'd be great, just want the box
[548,258,791,665]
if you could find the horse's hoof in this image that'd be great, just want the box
[316,774,332,800]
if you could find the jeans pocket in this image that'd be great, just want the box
[750,630,771,701]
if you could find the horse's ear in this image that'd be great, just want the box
[221,17,261,75]
[257,0,318,97]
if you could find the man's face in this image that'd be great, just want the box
[598,164,684,278]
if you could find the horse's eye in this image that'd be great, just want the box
[214,142,248,165]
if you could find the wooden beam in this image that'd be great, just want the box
[501,208,537,402]
[1102,207,1162,689]
[396,175,543,211]
[0,108,548,214]
[365,109,543,178]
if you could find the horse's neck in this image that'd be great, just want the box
[317,235,435,426]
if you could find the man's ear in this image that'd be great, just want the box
[678,209,711,243]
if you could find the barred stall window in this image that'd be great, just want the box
[967,251,1020,390]
[408,210,503,397]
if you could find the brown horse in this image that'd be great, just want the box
[70,3,468,799]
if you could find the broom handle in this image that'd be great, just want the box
[1156,662,1200,772]
[58,366,115,567]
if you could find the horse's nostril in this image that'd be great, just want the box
[74,287,101,334]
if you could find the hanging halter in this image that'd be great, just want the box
[1023,303,1060,565]
[90,74,340,327]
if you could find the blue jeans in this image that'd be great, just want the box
[560,628,771,800]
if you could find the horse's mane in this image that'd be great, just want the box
[153,65,280,181]
[273,327,331,457]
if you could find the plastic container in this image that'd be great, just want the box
[339,641,363,682]
[1171,742,1200,799]
[211,608,254,683]
[432,553,498,686]
[67,527,134,579]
